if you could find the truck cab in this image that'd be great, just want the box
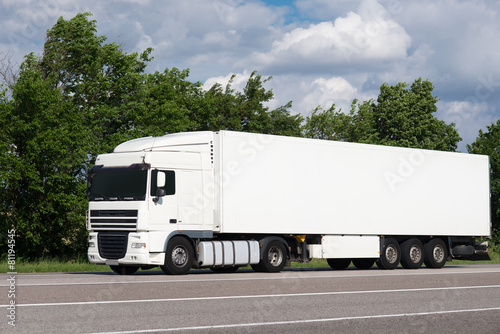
[87,132,217,274]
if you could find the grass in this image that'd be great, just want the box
[0,257,112,274]
[1,253,498,274]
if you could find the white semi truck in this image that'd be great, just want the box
[86,131,491,275]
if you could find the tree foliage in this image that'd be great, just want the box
[468,121,500,237]
[202,72,303,136]
[304,79,461,151]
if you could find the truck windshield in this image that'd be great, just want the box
[87,166,148,201]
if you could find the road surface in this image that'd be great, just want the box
[2,264,500,333]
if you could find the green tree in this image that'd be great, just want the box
[0,61,89,258]
[0,87,15,245]
[303,105,343,140]
[0,13,153,259]
[264,102,303,137]
[304,79,461,151]
[118,67,202,139]
[203,71,302,136]
[374,79,460,151]
[468,120,500,238]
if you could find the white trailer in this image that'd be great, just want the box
[86,131,491,274]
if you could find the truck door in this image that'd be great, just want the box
[149,169,178,226]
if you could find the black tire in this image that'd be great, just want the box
[110,265,139,275]
[424,238,448,269]
[251,263,264,272]
[376,238,401,270]
[352,258,375,270]
[258,240,287,273]
[210,266,240,273]
[400,238,425,269]
[327,258,351,270]
[161,236,194,275]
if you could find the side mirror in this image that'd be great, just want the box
[153,171,167,203]
[156,187,166,198]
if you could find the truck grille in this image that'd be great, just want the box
[98,232,129,259]
[90,210,138,231]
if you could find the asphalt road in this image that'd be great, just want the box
[2,264,500,333]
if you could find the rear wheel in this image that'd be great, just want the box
[401,238,424,269]
[376,238,401,270]
[161,236,194,275]
[352,258,375,270]
[258,241,287,273]
[327,258,351,270]
[110,265,139,275]
[424,238,447,268]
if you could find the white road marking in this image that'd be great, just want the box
[3,284,500,308]
[88,307,500,333]
[2,268,500,287]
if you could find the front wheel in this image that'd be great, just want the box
[161,236,194,275]
[258,241,287,273]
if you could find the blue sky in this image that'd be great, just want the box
[1,0,499,151]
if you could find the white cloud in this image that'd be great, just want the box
[440,100,498,152]
[212,0,286,28]
[295,0,359,21]
[303,77,358,111]
[389,1,500,87]
[248,0,411,72]
[202,70,253,92]
[133,21,153,53]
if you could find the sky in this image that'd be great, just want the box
[1,0,499,152]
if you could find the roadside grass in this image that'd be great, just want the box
[1,253,499,274]
[0,257,112,273]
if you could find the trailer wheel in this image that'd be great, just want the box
[259,240,287,273]
[424,238,447,268]
[161,236,194,275]
[352,258,375,270]
[110,265,139,275]
[327,258,351,270]
[400,238,424,269]
[376,238,401,270]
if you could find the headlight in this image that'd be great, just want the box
[131,243,146,249]
[88,242,95,248]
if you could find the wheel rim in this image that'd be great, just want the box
[433,244,444,262]
[268,245,283,267]
[409,245,422,263]
[172,246,187,267]
[386,245,398,264]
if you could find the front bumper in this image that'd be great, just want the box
[87,232,165,266]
